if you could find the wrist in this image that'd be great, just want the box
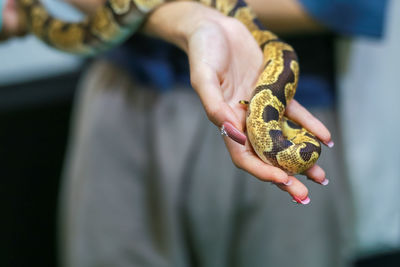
[143,1,226,53]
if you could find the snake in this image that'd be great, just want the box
[16,0,321,174]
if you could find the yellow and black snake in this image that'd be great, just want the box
[16,0,321,174]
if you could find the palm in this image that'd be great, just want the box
[188,18,262,129]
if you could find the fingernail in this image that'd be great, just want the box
[292,196,311,205]
[324,140,334,148]
[283,179,292,186]
[301,197,311,204]
[221,122,246,145]
[273,179,291,186]
[320,178,329,186]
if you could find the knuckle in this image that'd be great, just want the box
[270,170,287,183]
[206,105,221,123]
[190,73,201,89]
[230,154,243,170]
[232,159,242,170]
[298,188,309,200]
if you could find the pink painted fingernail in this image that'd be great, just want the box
[292,196,311,205]
[221,122,246,145]
[321,178,329,186]
[324,141,334,148]
[301,197,311,204]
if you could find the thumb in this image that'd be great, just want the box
[190,67,247,145]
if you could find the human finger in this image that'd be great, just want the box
[221,122,246,145]
[285,99,334,147]
[190,61,248,146]
[303,164,329,185]
[224,137,291,184]
[275,176,311,205]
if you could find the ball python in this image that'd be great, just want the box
[16,0,321,174]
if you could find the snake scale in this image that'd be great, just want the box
[16,0,321,174]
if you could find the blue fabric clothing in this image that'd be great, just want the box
[299,0,388,38]
[107,35,190,92]
[295,75,333,107]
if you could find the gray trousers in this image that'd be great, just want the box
[59,60,353,267]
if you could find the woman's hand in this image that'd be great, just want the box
[145,1,333,204]
[64,0,332,203]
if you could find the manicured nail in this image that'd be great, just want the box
[292,196,311,205]
[221,122,246,145]
[301,197,311,204]
[283,179,292,186]
[324,140,334,148]
[272,179,291,186]
[321,178,329,186]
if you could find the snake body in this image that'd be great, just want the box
[17,0,321,174]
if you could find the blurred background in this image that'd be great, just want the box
[0,36,83,267]
[0,2,83,266]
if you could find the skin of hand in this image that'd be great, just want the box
[70,0,333,203]
[0,0,27,40]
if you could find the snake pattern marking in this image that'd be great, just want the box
[17,0,321,174]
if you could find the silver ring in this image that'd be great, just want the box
[220,125,228,136]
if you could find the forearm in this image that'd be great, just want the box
[68,0,324,36]
[144,0,326,49]
[67,0,225,52]
[143,2,226,52]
